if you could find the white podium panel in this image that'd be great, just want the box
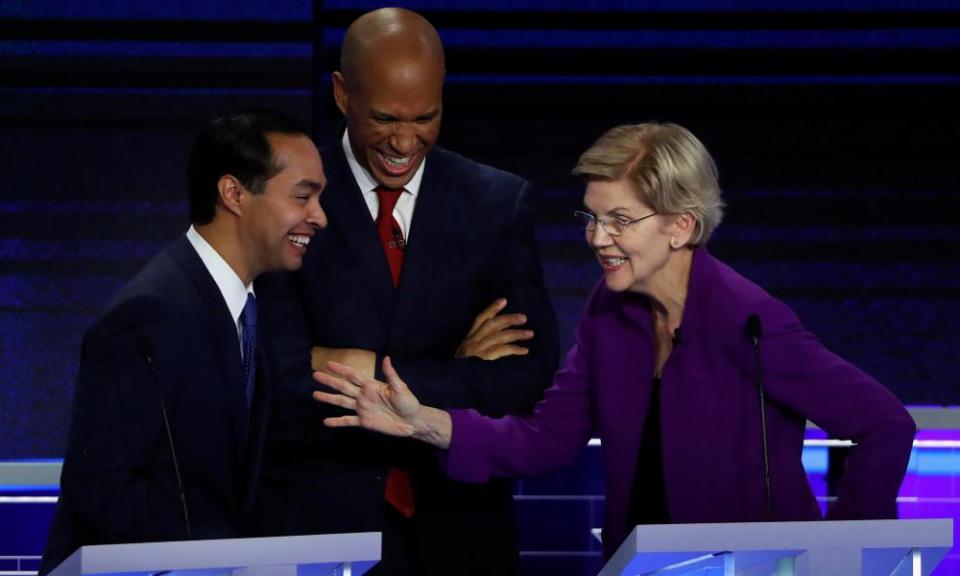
[48,533,380,576]
[599,520,952,576]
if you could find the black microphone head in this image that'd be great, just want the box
[746,314,762,341]
[135,334,154,366]
[672,328,683,346]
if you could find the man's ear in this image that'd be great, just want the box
[218,175,244,217]
[332,71,349,115]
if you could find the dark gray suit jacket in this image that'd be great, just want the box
[41,236,270,574]
[255,140,559,575]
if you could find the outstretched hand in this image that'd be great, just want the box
[312,357,421,437]
[312,357,453,448]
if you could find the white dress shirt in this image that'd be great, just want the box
[342,129,425,241]
[186,225,254,358]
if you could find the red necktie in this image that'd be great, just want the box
[374,186,415,518]
[375,186,405,287]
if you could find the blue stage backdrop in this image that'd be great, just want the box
[1,0,958,460]
[2,2,959,575]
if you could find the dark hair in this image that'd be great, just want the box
[187,108,309,224]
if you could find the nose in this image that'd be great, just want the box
[388,124,417,155]
[587,223,613,248]
[308,197,327,230]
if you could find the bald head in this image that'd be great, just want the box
[340,7,445,87]
[333,8,445,189]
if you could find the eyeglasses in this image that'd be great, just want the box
[573,210,658,236]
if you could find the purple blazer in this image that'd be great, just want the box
[445,249,915,559]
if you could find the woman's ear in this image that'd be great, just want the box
[670,212,696,249]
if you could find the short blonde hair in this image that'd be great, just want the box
[573,123,725,245]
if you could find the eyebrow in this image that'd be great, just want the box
[416,109,441,121]
[371,109,440,122]
[581,205,634,215]
[295,179,324,192]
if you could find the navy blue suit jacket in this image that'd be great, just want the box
[41,236,270,574]
[255,141,558,574]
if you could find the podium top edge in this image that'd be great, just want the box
[52,533,382,576]
[624,519,952,552]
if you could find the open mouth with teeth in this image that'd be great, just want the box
[601,256,627,266]
[377,151,415,176]
[287,234,311,249]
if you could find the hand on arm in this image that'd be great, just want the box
[313,357,453,448]
[353,179,558,414]
[455,298,534,361]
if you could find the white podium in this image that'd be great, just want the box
[48,533,380,576]
[599,519,952,576]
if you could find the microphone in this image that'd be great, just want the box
[746,315,761,347]
[136,335,192,540]
[746,314,771,521]
[136,335,154,367]
[672,328,683,346]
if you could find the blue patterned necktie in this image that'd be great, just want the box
[239,292,257,409]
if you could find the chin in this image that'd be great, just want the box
[377,172,415,189]
[289,256,306,271]
[602,274,631,293]
[278,255,303,272]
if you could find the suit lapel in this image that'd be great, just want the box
[321,140,395,328]
[392,150,458,319]
[169,236,248,455]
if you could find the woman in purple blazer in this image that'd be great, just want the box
[313,123,917,559]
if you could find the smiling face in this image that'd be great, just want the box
[333,47,443,190]
[241,132,327,277]
[583,178,681,294]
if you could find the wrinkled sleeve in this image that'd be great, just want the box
[758,301,915,519]
[388,180,559,417]
[445,310,595,482]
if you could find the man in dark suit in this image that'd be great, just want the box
[254,8,558,576]
[40,109,327,575]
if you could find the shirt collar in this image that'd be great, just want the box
[186,225,254,327]
[341,129,424,197]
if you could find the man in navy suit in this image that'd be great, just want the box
[254,8,558,575]
[40,109,327,574]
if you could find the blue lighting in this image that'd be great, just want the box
[0,239,164,262]
[0,40,310,58]
[447,74,960,85]
[802,447,829,474]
